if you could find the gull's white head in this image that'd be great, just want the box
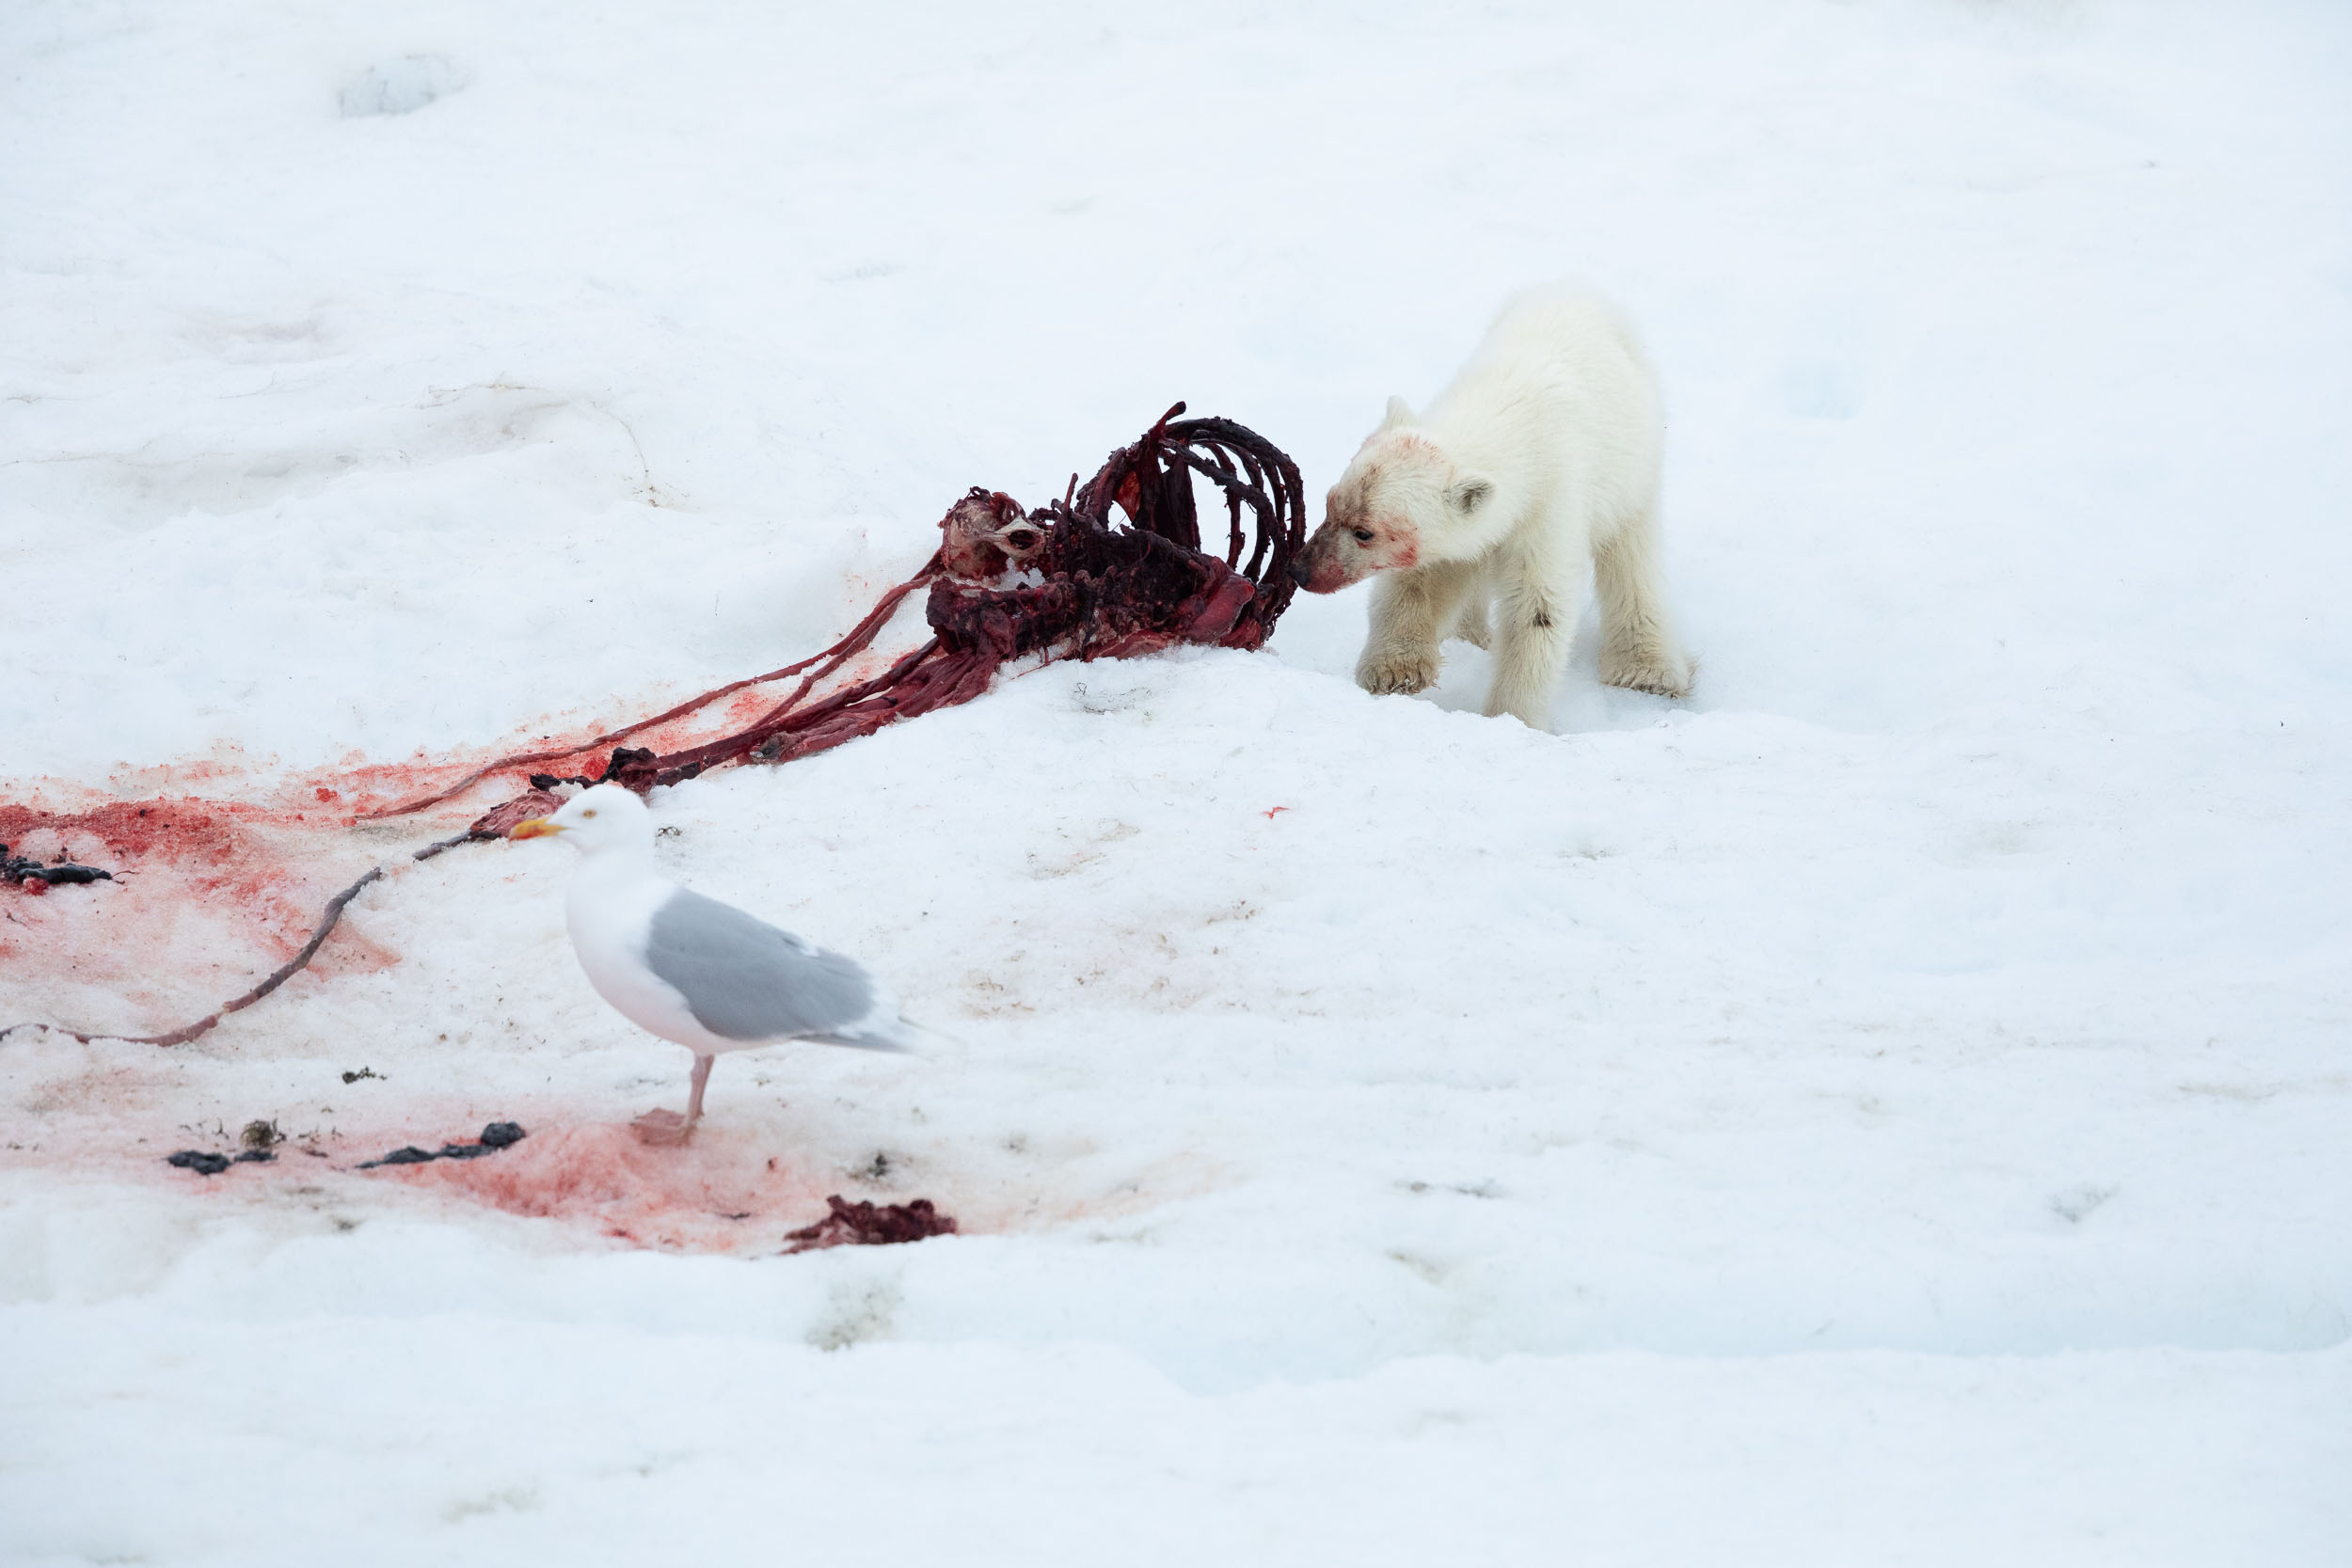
[510,783,653,856]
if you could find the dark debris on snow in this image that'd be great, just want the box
[783,1195,959,1254]
[167,1122,526,1175]
[2,843,114,890]
[356,1121,527,1169]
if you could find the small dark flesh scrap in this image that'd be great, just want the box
[782,1195,960,1254]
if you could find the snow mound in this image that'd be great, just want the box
[337,54,469,119]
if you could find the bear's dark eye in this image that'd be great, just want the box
[1351,528,1375,544]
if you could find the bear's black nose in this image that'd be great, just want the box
[1287,559,1312,588]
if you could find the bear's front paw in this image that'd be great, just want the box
[1357,650,1440,696]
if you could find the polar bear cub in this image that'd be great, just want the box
[1291,285,1690,726]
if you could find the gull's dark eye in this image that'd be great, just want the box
[1351,529,1375,545]
[581,809,597,818]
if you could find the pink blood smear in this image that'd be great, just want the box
[0,790,394,1031]
[0,667,920,1033]
[5,685,976,1257]
[372,1122,864,1253]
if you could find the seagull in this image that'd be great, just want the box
[512,784,923,1144]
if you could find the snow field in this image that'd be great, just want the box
[12,1309,2344,1566]
[5,0,2350,1562]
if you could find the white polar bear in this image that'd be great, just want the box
[1290,284,1691,726]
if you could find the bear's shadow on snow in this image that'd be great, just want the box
[1423,625,1682,735]
[1275,583,1682,736]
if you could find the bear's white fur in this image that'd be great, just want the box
[1291,284,1690,725]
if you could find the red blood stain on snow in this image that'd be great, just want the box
[0,647,938,1033]
[721,689,775,729]
[306,645,921,817]
[374,1123,873,1253]
[0,795,259,869]
[0,791,384,1032]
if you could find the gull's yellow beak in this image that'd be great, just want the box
[509,817,564,840]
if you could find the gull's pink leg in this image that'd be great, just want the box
[632,1054,714,1146]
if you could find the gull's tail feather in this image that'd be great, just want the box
[817,1013,957,1055]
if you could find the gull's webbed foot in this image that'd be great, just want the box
[631,1107,694,1146]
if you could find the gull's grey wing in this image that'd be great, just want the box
[643,887,885,1045]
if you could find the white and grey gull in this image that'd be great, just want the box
[513,784,925,1144]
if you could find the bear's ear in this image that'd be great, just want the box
[1446,472,1495,515]
[1379,395,1415,432]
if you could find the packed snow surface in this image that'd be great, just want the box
[4,1,2349,1562]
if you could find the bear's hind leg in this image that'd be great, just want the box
[1485,576,1579,729]
[1357,561,1479,697]
[1594,503,1691,698]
